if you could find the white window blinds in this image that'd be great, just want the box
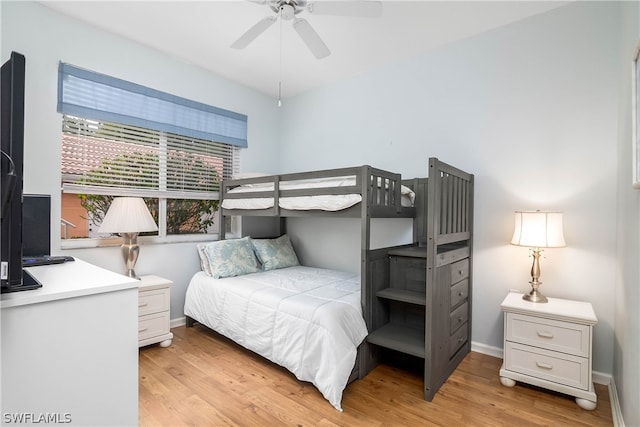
[61,115,240,200]
[57,62,244,200]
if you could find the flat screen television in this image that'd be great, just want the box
[1,51,41,293]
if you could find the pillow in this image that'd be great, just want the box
[203,237,260,279]
[251,234,299,271]
[232,172,272,189]
[196,243,213,276]
[232,172,268,180]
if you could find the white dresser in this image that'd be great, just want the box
[499,291,598,410]
[138,275,173,348]
[1,259,139,426]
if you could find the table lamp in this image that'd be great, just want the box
[99,197,158,279]
[511,210,566,303]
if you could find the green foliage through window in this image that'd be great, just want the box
[77,150,219,234]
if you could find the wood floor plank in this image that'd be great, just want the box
[140,325,613,426]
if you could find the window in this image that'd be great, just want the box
[60,116,240,240]
[57,63,247,243]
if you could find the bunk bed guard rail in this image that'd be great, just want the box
[221,165,410,217]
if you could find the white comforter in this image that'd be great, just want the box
[183,266,369,411]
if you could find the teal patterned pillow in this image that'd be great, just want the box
[251,234,299,271]
[203,237,260,279]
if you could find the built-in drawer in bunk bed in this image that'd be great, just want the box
[183,158,473,409]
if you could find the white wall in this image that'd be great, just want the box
[0,1,282,319]
[615,1,640,425]
[279,1,620,376]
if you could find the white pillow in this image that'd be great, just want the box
[232,172,269,180]
[231,172,273,189]
[196,243,213,276]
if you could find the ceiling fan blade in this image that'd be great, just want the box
[308,1,382,18]
[292,18,330,59]
[231,16,277,49]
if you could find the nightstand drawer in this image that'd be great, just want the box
[139,311,170,341]
[450,258,469,284]
[138,288,169,316]
[506,313,590,357]
[505,342,590,390]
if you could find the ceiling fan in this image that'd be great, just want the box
[231,0,383,59]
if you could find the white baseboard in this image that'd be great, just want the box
[593,370,611,386]
[470,341,503,359]
[170,316,186,328]
[609,376,625,427]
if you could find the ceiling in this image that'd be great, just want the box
[41,1,569,101]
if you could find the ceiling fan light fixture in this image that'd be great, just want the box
[232,0,383,58]
[280,3,295,20]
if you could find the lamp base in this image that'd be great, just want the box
[522,286,548,303]
[121,232,141,280]
[124,269,141,280]
[522,249,548,303]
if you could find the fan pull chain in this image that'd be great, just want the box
[278,6,283,107]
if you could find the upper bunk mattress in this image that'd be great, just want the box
[183,265,369,411]
[221,175,415,211]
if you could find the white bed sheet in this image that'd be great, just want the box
[183,266,369,411]
[221,176,415,211]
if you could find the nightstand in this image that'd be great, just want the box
[138,275,173,348]
[499,291,598,410]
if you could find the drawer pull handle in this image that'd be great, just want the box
[457,316,464,323]
[458,336,465,343]
[138,327,148,333]
[458,270,464,275]
[458,291,464,297]
[537,331,554,339]
[139,302,148,308]
[536,361,553,370]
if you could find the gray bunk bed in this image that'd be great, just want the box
[219,157,474,401]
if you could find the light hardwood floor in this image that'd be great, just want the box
[139,325,613,426]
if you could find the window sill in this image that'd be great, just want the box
[60,233,221,250]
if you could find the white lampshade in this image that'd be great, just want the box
[99,197,158,234]
[511,211,566,248]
